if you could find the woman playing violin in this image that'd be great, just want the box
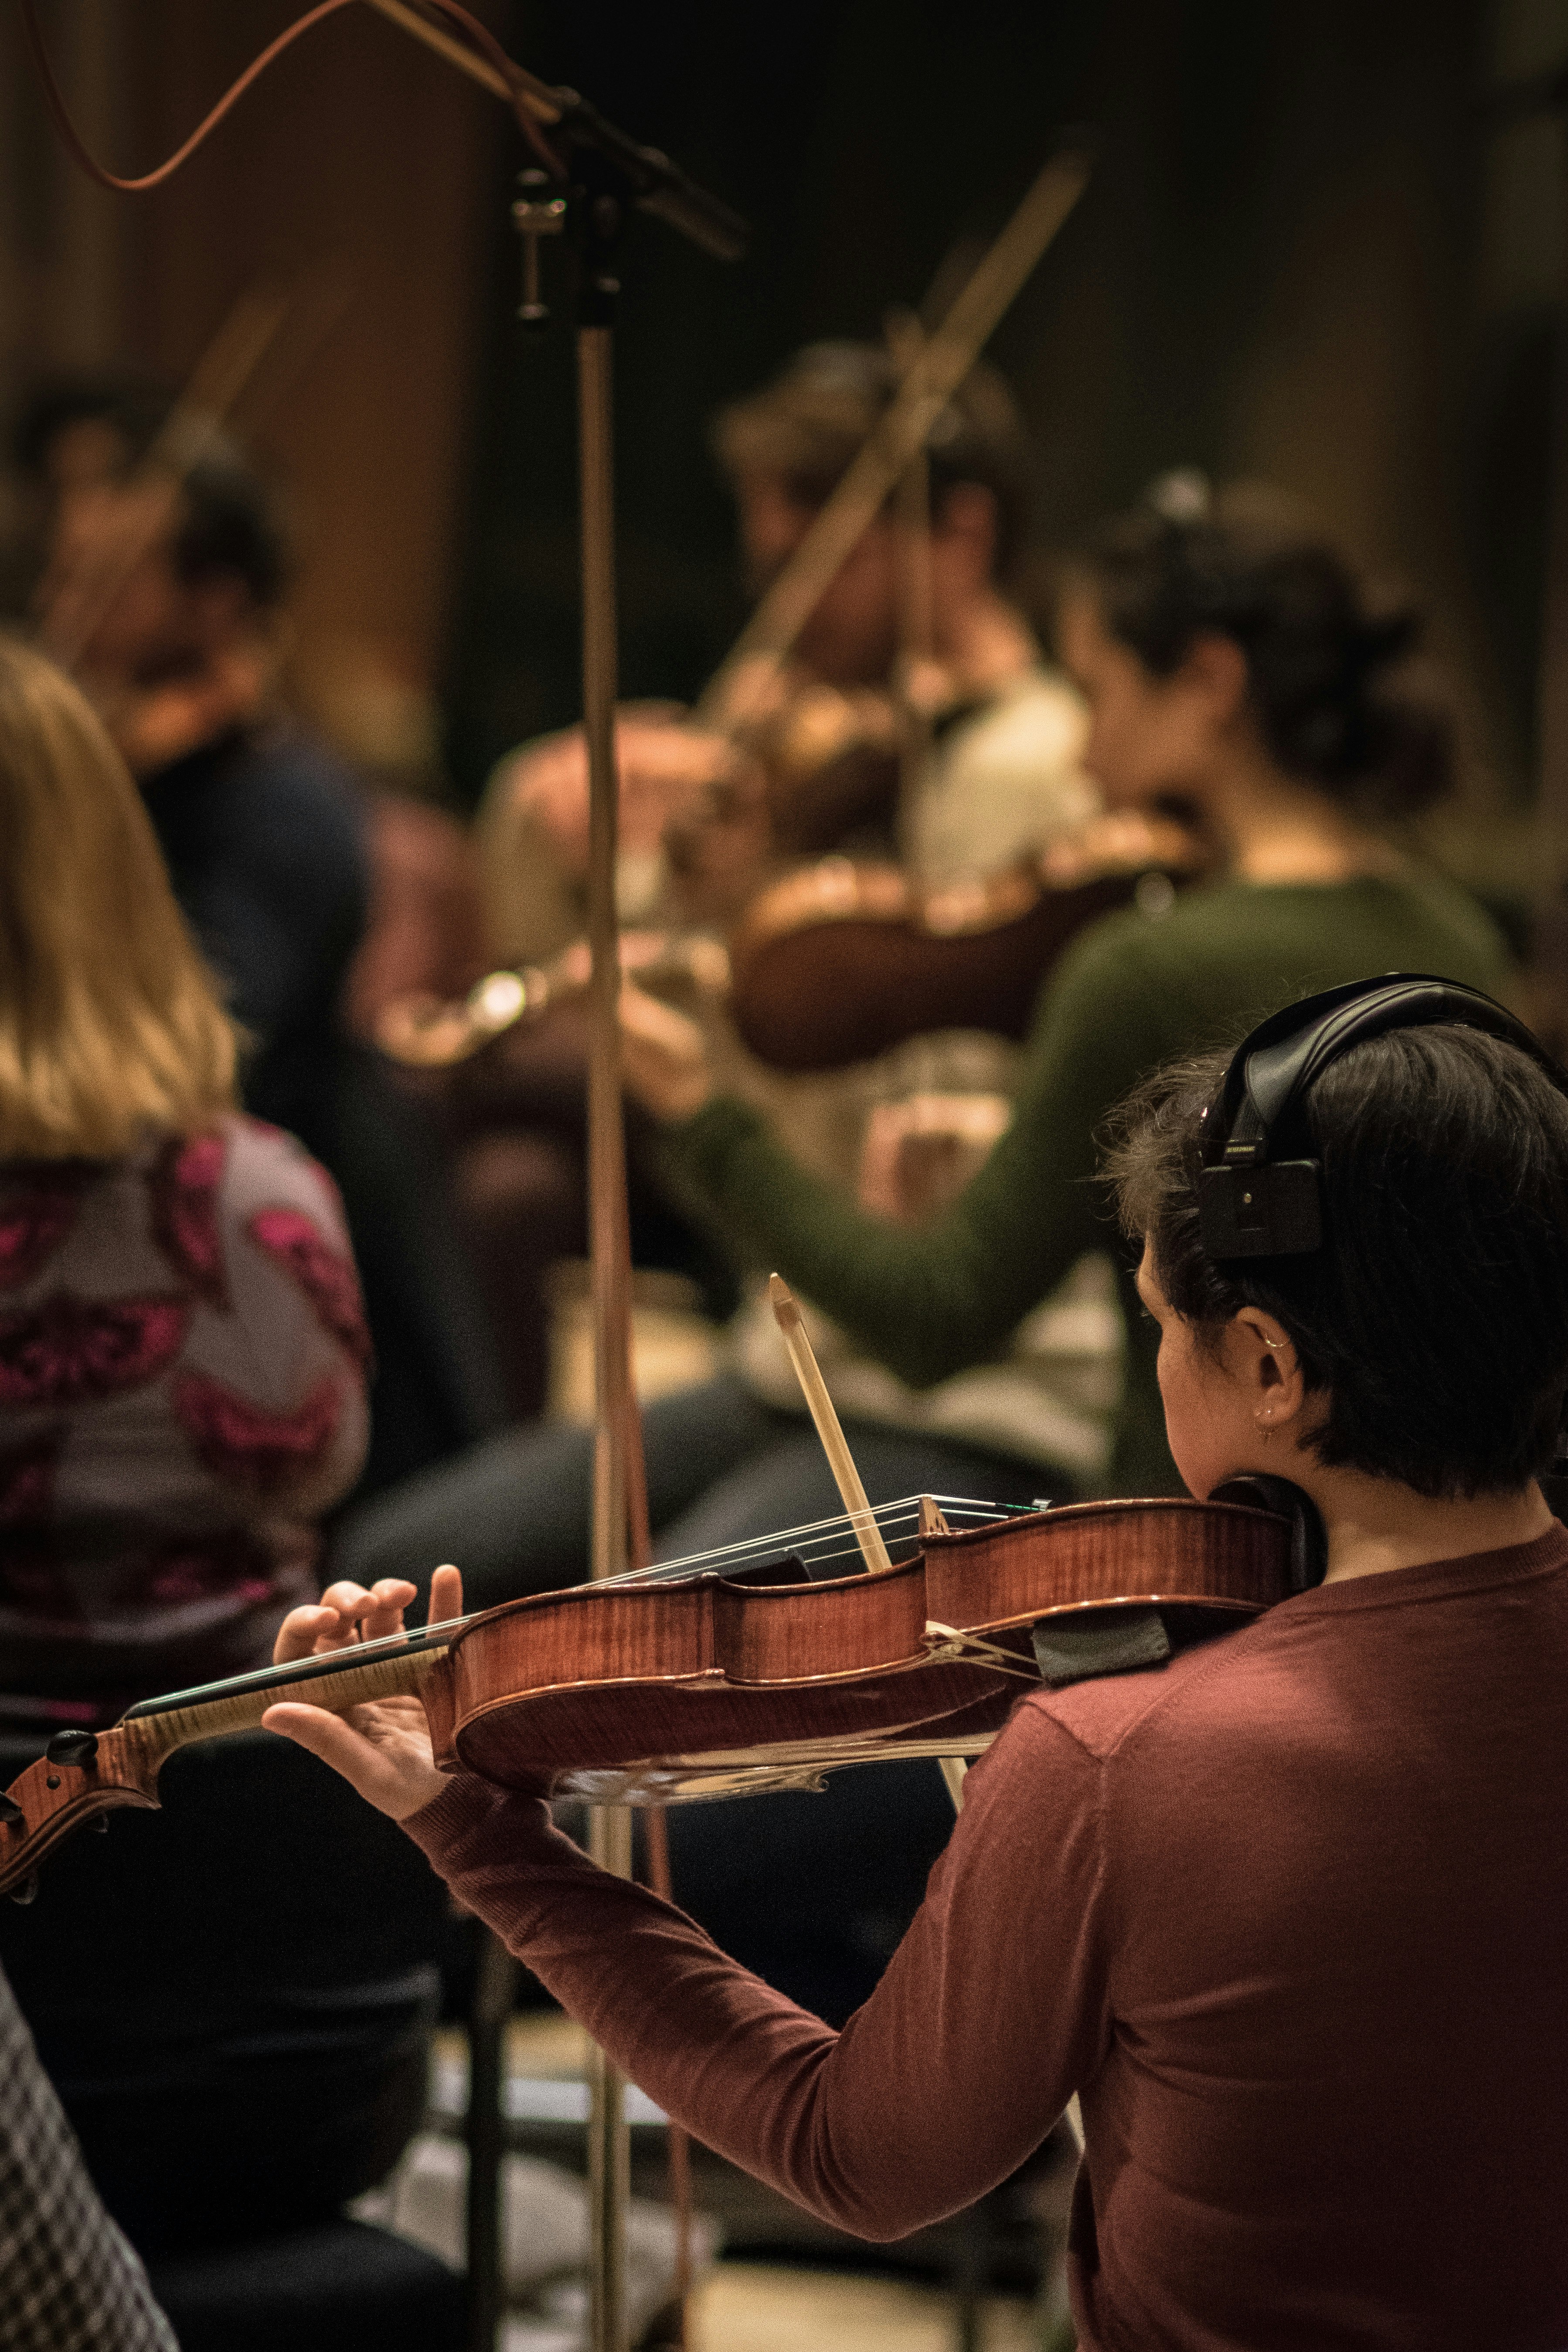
[268,990,1568,2348]
[615,483,1509,1501]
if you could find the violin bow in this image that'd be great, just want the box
[884,307,938,812]
[693,144,1090,731]
[39,281,293,677]
[768,1287,1086,2146]
[768,1275,969,1812]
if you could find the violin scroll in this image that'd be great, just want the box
[0,1729,161,1897]
[0,1635,456,1896]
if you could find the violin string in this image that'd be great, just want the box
[392,1499,994,1644]
[176,1494,1036,1707]
[621,1491,1031,1585]
[462,1490,1030,1609]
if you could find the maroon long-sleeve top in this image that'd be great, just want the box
[405,1524,1568,2350]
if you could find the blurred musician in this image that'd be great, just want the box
[615,482,1512,1505]
[442,343,1099,1423]
[11,378,505,1493]
[19,379,365,1145]
[476,340,1093,960]
[0,635,367,1737]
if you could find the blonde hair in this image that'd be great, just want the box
[0,638,238,1157]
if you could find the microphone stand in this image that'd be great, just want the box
[366,24,747,2350]
[571,168,637,2352]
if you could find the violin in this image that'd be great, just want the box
[725,810,1207,1072]
[668,670,907,869]
[369,668,907,1071]
[0,1481,1311,1894]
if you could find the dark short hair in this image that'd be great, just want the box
[167,451,289,609]
[12,373,289,609]
[712,341,1036,576]
[1074,483,1452,817]
[1104,1024,1568,1498]
[13,371,173,475]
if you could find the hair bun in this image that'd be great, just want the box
[1082,488,1455,816]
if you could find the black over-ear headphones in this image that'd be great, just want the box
[1197,973,1567,1262]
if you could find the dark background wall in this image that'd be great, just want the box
[447,0,1540,875]
[0,0,497,769]
[4,1,1565,888]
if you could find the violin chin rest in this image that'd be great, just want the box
[1208,1475,1327,1594]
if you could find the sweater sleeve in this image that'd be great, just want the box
[402,1702,1110,2241]
[660,913,1175,1389]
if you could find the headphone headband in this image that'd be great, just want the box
[1198,974,1564,1260]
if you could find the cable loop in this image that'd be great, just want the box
[19,0,562,192]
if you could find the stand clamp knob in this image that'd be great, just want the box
[513,169,568,328]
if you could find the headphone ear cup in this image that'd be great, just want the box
[1198,1162,1323,1259]
[1200,974,1566,1265]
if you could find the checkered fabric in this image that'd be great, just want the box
[0,1963,176,2352]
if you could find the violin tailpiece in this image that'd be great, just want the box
[923,1621,1039,1680]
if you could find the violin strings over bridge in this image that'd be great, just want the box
[922,1621,1041,1679]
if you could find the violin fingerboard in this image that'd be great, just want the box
[126,1646,447,1769]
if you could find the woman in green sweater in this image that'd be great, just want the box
[620,485,1507,1498]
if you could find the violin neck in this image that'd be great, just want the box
[0,1640,454,1899]
[119,1641,450,1775]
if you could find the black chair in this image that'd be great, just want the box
[145,2218,464,2352]
[0,1726,456,2331]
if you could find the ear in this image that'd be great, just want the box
[1177,630,1250,730]
[1226,1305,1308,1442]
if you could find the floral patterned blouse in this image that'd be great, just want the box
[0,1118,369,1733]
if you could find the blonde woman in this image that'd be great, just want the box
[0,638,369,1736]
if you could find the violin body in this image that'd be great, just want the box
[727,818,1207,1073]
[0,1490,1300,1889]
[430,1494,1295,1803]
[425,1548,1003,1804]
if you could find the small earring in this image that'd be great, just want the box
[1262,1338,1286,1351]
